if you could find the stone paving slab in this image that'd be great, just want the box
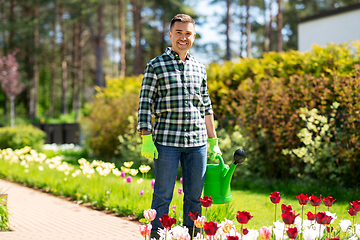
[0,179,143,240]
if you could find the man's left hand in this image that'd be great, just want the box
[208,138,222,160]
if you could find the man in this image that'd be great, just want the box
[137,14,221,239]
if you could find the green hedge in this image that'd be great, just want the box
[207,42,360,187]
[0,125,46,151]
[81,76,142,159]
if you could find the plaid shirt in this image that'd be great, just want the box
[137,47,213,147]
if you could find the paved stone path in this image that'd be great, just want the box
[0,179,143,240]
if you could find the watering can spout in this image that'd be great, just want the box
[220,149,247,200]
[203,148,246,204]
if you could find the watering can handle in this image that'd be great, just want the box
[215,153,226,169]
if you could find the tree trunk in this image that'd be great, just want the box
[150,27,158,59]
[246,0,252,58]
[95,3,104,88]
[75,19,83,122]
[8,0,15,53]
[29,5,39,120]
[239,0,244,58]
[10,96,15,127]
[277,0,283,52]
[60,4,68,114]
[72,20,80,114]
[269,0,274,51]
[49,0,57,118]
[119,0,126,77]
[226,0,231,61]
[132,0,142,75]
[1,0,7,56]
[111,0,118,77]
[263,0,269,53]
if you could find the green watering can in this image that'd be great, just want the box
[203,149,246,204]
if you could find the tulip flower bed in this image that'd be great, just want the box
[1,147,360,239]
[138,193,360,240]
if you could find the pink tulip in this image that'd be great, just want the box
[180,177,183,184]
[143,209,157,222]
[151,179,155,189]
[139,223,152,237]
[260,226,273,240]
[126,176,132,183]
[194,216,206,228]
[178,188,183,194]
[120,171,126,178]
[139,190,144,196]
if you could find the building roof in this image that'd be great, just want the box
[298,2,360,23]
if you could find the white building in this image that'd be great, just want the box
[298,3,360,52]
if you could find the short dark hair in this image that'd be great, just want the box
[170,14,195,30]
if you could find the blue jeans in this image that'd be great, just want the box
[151,142,207,231]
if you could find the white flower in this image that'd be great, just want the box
[348,236,358,240]
[339,219,352,232]
[273,228,286,240]
[356,224,360,238]
[303,228,318,240]
[243,229,259,240]
[170,226,189,239]
[325,211,337,224]
[273,220,286,231]
[302,219,314,229]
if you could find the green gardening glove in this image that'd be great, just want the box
[208,138,222,160]
[141,134,158,160]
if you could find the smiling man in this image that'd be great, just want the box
[137,14,222,239]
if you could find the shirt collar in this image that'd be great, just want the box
[166,47,192,61]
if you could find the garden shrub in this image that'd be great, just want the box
[82,76,142,159]
[0,193,9,231]
[0,125,46,150]
[207,42,360,187]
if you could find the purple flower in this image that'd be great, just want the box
[126,176,132,183]
[151,179,155,189]
[178,188,183,195]
[121,172,126,178]
[139,190,144,196]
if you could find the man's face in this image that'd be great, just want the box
[169,21,196,56]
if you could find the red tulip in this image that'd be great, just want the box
[323,196,336,207]
[159,214,176,229]
[296,193,310,205]
[286,226,299,239]
[350,200,360,212]
[236,211,253,224]
[306,211,316,221]
[200,196,213,208]
[315,212,332,225]
[269,191,284,204]
[326,226,334,233]
[204,221,219,236]
[325,237,340,240]
[281,204,292,213]
[281,210,299,225]
[189,211,199,221]
[347,206,357,216]
[227,236,239,240]
[243,228,249,235]
[309,194,322,207]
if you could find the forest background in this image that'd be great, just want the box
[0,0,360,193]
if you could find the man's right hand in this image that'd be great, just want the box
[141,134,158,160]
